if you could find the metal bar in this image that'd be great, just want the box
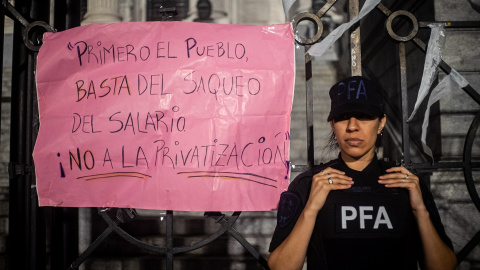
[0,2,4,145]
[305,48,314,168]
[412,38,480,106]
[53,0,66,31]
[3,0,29,27]
[172,228,229,253]
[456,229,480,263]
[31,52,42,267]
[172,212,238,254]
[166,210,174,270]
[349,0,361,76]
[205,212,269,269]
[51,208,62,270]
[68,227,115,270]
[95,209,168,254]
[376,3,392,16]
[398,42,411,164]
[316,0,338,18]
[438,59,480,105]
[94,210,249,257]
[26,51,38,270]
[8,1,30,268]
[30,1,50,268]
[409,162,480,170]
[113,225,168,253]
[66,0,81,29]
[460,84,480,106]
[227,225,269,269]
[463,112,480,214]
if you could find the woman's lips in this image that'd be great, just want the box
[345,138,363,146]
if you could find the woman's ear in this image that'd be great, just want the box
[329,120,335,130]
[378,114,387,133]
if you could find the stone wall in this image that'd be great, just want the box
[434,1,480,268]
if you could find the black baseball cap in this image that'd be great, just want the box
[327,76,385,121]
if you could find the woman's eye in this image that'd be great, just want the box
[356,114,377,121]
[334,113,377,122]
[334,115,349,122]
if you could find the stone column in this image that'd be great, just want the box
[81,0,121,25]
[120,0,133,22]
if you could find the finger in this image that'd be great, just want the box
[330,174,354,182]
[385,166,408,173]
[378,179,408,185]
[380,181,418,189]
[382,167,416,180]
[324,178,353,189]
[324,171,354,185]
[379,172,417,181]
[379,173,409,180]
[314,173,352,182]
[323,173,354,183]
[313,175,353,187]
[317,167,346,176]
[327,178,355,186]
[379,177,420,187]
[385,167,414,177]
[329,183,353,190]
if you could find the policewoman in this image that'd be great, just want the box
[268,76,456,270]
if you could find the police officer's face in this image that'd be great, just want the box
[330,112,386,162]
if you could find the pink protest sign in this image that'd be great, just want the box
[34,21,295,211]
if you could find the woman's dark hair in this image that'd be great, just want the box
[325,130,338,153]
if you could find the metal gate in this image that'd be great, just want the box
[3,0,480,269]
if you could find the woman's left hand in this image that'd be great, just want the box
[379,167,457,269]
[378,167,426,212]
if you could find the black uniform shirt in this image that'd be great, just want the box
[269,155,453,270]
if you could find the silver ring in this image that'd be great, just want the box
[328,176,333,185]
[404,173,409,181]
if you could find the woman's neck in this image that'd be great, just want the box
[340,149,376,171]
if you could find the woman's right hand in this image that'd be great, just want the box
[268,168,353,270]
[305,167,353,212]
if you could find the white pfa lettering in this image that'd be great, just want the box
[341,206,357,229]
[359,206,373,229]
[373,206,393,229]
[341,205,393,230]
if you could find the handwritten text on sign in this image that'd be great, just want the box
[34,21,295,211]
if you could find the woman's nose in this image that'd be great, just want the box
[346,117,359,131]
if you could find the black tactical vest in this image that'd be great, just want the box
[307,159,420,270]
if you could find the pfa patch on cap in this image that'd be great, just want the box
[327,76,384,121]
[277,191,301,228]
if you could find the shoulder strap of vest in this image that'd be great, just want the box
[378,158,401,171]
